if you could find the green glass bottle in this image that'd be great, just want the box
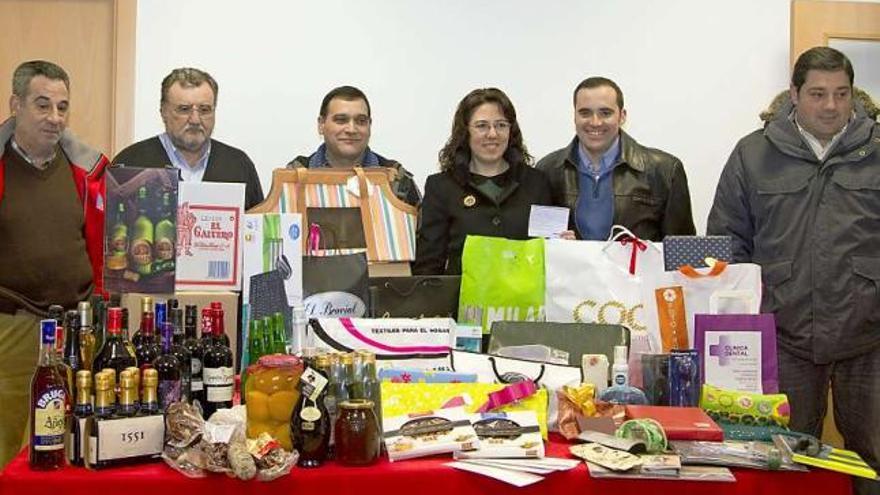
[249,319,265,364]
[130,186,154,275]
[107,202,128,271]
[271,312,287,354]
[153,191,175,273]
[261,316,274,355]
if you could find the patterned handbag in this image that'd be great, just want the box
[250,167,417,262]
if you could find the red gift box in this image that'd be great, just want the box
[624,405,724,441]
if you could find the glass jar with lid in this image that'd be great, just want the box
[335,399,381,466]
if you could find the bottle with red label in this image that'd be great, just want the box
[30,319,69,470]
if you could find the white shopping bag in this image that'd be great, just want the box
[544,226,664,386]
[641,261,762,353]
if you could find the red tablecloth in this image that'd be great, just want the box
[0,436,850,495]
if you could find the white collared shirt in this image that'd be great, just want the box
[793,112,852,161]
[158,133,211,182]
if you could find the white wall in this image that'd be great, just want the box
[134,0,792,233]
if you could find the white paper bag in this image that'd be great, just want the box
[641,262,762,353]
[544,227,664,386]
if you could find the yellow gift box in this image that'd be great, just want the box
[381,382,549,439]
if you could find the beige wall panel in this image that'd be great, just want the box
[0,0,135,157]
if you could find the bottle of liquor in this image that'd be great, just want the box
[68,370,92,466]
[107,201,128,270]
[62,309,82,404]
[48,304,65,355]
[141,369,161,416]
[87,371,116,468]
[170,308,192,403]
[93,307,137,384]
[135,303,160,370]
[357,350,383,436]
[102,368,117,403]
[292,354,331,468]
[115,370,139,417]
[131,296,152,349]
[125,366,141,411]
[91,296,107,363]
[154,300,167,349]
[78,301,96,373]
[183,305,204,409]
[29,319,68,470]
[153,191,176,273]
[154,322,182,410]
[131,185,154,275]
[211,302,231,348]
[120,308,137,359]
[202,308,233,420]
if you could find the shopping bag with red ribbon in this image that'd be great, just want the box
[544,226,664,386]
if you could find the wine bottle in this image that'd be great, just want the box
[154,322,182,410]
[170,308,192,403]
[78,301,96,373]
[93,307,137,383]
[141,369,161,416]
[131,296,152,349]
[135,304,160,370]
[183,304,204,408]
[211,302,230,348]
[153,191,176,273]
[115,370,139,418]
[131,185,154,275]
[202,308,233,420]
[87,371,115,468]
[68,370,92,466]
[107,201,128,270]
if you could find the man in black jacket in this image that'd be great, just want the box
[536,77,694,241]
[287,85,420,206]
[112,68,264,209]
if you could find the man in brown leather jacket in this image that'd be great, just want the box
[536,77,695,241]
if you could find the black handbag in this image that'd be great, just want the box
[368,276,461,318]
[488,321,630,368]
[302,252,370,317]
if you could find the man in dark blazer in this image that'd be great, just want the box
[112,68,264,209]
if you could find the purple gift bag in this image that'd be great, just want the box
[694,314,778,394]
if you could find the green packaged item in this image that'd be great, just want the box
[458,236,546,334]
[700,384,790,427]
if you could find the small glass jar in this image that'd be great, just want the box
[335,399,380,466]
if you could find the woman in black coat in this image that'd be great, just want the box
[413,88,553,275]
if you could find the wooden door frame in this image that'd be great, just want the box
[112,0,136,156]
[791,0,880,67]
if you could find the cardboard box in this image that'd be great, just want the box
[175,182,245,291]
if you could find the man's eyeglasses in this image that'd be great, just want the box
[170,104,215,118]
[470,120,511,135]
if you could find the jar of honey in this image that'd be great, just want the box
[335,399,381,466]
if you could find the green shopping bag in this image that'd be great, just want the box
[458,236,546,335]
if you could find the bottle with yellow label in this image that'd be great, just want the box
[30,319,69,470]
[130,185,154,275]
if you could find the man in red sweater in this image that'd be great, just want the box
[0,60,108,468]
